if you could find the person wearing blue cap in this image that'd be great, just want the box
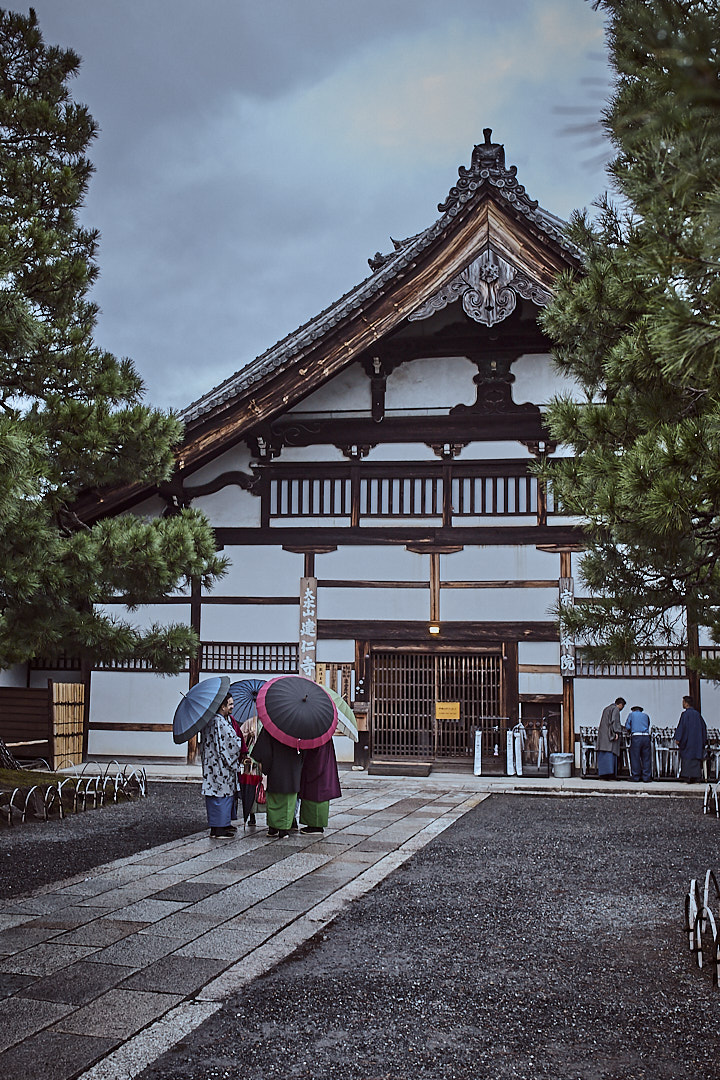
[625,705,652,782]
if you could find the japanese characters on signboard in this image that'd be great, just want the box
[299,576,318,680]
[559,576,576,675]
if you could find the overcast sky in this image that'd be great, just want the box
[26,0,612,412]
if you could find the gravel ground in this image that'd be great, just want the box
[0,780,206,899]
[133,793,720,1080]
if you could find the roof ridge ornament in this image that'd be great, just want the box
[437,127,540,218]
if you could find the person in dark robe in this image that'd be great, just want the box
[597,697,626,779]
[299,739,342,833]
[675,696,708,783]
[251,726,303,838]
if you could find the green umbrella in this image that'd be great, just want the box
[319,686,358,742]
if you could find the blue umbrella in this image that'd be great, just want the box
[173,676,230,744]
[228,679,266,724]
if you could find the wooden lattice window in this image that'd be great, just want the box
[201,642,299,674]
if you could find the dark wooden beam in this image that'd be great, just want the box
[318,620,558,642]
[216,525,584,547]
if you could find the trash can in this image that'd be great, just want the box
[550,752,574,778]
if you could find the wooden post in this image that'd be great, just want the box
[80,658,91,762]
[502,640,519,729]
[686,607,701,712]
[47,679,56,771]
[560,550,574,754]
[430,553,440,623]
[187,576,202,764]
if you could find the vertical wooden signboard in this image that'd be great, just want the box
[299,577,318,680]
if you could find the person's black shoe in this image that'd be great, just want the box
[210,827,236,838]
[301,826,324,834]
[248,815,257,826]
[278,831,291,839]
[267,827,279,837]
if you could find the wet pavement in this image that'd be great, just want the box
[0,770,715,1080]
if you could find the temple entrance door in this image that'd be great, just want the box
[370,650,503,764]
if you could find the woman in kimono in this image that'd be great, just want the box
[230,714,261,826]
[251,726,303,839]
[200,692,244,838]
[299,739,341,834]
[675,696,708,783]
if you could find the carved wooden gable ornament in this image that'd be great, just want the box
[76,129,581,521]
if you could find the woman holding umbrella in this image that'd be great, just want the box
[299,739,341,833]
[200,691,245,838]
[252,675,338,839]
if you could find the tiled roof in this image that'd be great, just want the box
[181,131,576,424]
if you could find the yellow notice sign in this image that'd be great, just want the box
[435,701,461,720]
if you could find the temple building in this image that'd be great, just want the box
[11,130,719,771]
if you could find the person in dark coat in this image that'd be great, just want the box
[674,696,708,783]
[597,697,626,779]
[251,726,303,838]
[299,739,342,833]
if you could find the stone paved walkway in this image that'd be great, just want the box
[0,777,489,1080]
[0,771,706,1080]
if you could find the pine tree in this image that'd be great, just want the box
[0,8,226,671]
[541,0,720,678]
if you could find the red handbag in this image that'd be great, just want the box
[255,781,266,805]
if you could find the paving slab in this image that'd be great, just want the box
[139,909,227,941]
[119,954,226,995]
[19,960,132,1005]
[83,931,178,970]
[0,1028,117,1080]
[1,941,98,976]
[0,971,36,998]
[106,897,188,923]
[52,918,150,948]
[148,881,227,903]
[0,994,74,1052]
[0,922,62,954]
[174,925,271,961]
[54,987,184,1039]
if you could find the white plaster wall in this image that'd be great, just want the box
[129,495,166,520]
[317,640,355,662]
[277,445,348,463]
[210,546,302,595]
[88,672,188,760]
[510,353,558,406]
[518,641,561,665]
[440,545,560,581]
[333,733,354,763]
[287,363,371,415]
[440,587,556,622]
[573,678,689,732]
[385,356,476,411]
[519,672,563,696]
[462,442,537,461]
[319,546,429,581]
[193,488,261,528]
[0,664,27,687]
[187,444,254,483]
[320,587,428,621]
[96,603,192,631]
[363,443,440,463]
[271,516,351,528]
[701,680,720,722]
[200,603,299,641]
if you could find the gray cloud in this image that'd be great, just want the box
[25,0,611,410]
